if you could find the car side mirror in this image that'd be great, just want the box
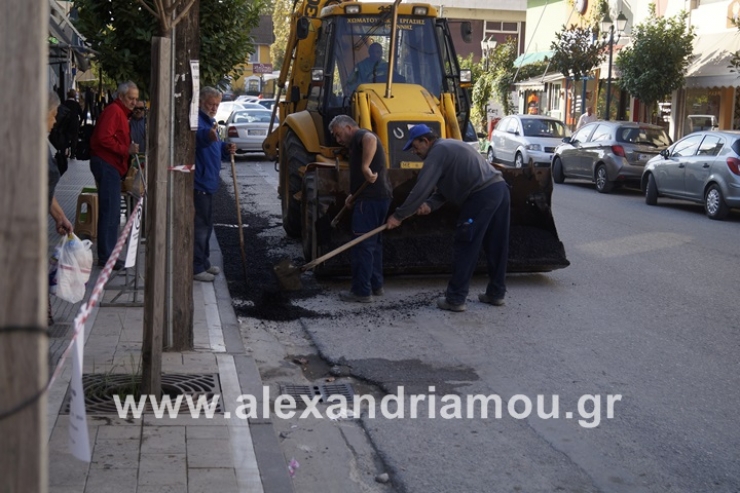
[562,137,571,144]
[218,120,225,125]
[461,22,473,43]
[660,149,669,159]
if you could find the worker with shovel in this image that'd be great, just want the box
[329,115,392,303]
[387,124,511,312]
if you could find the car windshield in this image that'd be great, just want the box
[231,110,272,123]
[520,119,565,138]
[617,127,670,147]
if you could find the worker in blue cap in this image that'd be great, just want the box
[387,124,511,312]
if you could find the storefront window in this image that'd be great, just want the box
[683,88,720,135]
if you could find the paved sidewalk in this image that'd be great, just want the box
[47,160,293,493]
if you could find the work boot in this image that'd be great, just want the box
[437,297,466,312]
[206,265,221,275]
[478,293,505,306]
[339,291,372,303]
[194,271,216,282]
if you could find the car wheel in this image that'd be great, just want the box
[515,152,524,168]
[704,184,729,220]
[552,157,565,184]
[645,173,658,205]
[486,147,495,165]
[595,164,613,193]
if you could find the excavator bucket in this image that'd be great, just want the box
[301,164,569,276]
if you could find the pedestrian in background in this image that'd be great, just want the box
[193,86,235,282]
[577,107,596,130]
[329,115,392,303]
[387,124,510,312]
[61,89,83,159]
[89,81,140,270]
[129,101,147,154]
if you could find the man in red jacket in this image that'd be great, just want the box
[90,81,140,270]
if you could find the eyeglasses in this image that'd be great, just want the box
[134,107,146,111]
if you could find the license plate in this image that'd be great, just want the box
[400,161,423,169]
[248,129,266,136]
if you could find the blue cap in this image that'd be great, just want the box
[402,124,433,151]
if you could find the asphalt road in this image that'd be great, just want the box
[218,157,740,493]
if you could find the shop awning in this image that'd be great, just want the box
[513,72,564,91]
[514,50,554,68]
[684,31,740,88]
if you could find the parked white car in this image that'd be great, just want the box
[489,115,567,167]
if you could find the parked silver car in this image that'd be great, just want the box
[224,109,273,156]
[552,121,671,193]
[642,130,740,220]
[489,115,566,167]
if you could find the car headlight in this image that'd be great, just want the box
[525,144,542,151]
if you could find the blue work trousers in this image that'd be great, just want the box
[193,191,214,275]
[350,198,391,296]
[89,156,122,263]
[445,181,510,305]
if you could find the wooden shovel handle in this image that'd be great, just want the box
[302,224,388,272]
[331,181,370,227]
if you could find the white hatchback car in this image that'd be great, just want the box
[490,115,567,167]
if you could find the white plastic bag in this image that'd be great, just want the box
[54,234,94,303]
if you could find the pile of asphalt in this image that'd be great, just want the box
[211,182,322,321]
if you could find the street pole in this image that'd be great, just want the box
[605,25,614,121]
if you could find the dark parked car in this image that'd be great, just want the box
[642,130,740,220]
[552,121,671,193]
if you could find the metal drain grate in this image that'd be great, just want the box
[60,373,223,415]
[279,382,355,405]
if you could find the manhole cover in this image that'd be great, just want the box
[278,382,355,405]
[60,373,223,415]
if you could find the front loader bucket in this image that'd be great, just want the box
[304,165,569,276]
[497,164,570,272]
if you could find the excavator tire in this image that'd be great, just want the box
[282,129,312,238]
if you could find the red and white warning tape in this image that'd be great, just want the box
[168,164,195,172]
[48,195,145,389]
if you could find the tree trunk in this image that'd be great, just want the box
[169,3,199,351]
[0,1,47,488]
[142,36,172,397]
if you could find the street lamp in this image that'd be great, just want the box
[480,36,497,70]
[601,11,627,120]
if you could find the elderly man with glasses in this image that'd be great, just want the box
[130,102,147,154]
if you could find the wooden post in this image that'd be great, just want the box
[0,0,48,490]
[170,4,200,351]
[142,37,172,397]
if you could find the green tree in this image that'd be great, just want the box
[615,4,695,119]
[550,25,605,81]
[729,18,740,75]
[271,0,293,69]
[72,0,265,94]
[473,38,520,126]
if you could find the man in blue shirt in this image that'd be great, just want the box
[194,87,235,282]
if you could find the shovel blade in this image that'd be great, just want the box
[273,258,303,291]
